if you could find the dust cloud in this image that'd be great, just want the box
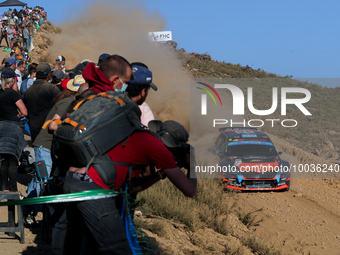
[48,0,191,128]
[47,1,302,177]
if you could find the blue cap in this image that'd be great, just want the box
[129,65,157,91]
[1,67,16,78]
[5,57,16,66]
[98,53,110,63]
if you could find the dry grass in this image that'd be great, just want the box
[242,237,282,255]
[223,245,246,255]
[40,34,53,46]
[37,43,48,50]
[134,218,166,237]
[136,178,232,235]
[164,42,281,79]
[235,208,264,228]
[38,54,50,63]
[40,21,62,34]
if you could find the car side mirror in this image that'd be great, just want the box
[278,151,283,155]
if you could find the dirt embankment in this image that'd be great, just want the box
[135,136,340,255]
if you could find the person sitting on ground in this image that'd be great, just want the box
[15,54,21,61]
[7,24,14,47]
[19,47,26,58]
[9,50,15,58]
[11,42,19,55]
[0,68,27,192]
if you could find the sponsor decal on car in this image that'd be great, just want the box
[228,141,274,146]
[241,134,258,138]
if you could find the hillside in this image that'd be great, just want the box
[170,42,339,163]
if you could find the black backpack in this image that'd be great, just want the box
[49,91,145,188]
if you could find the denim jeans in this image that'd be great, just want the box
[63,173,132,255]
[24,38,29,50]
[23,146,52,215]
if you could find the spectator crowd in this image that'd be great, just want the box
[1,6,45,50]
[0,4,196,255]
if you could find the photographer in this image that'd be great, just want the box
[149,120,194,171]
[62,56,197,254]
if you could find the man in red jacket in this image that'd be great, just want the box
[62,55,197,255]
[82,54,131,93]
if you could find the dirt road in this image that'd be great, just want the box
[228,173,340,255]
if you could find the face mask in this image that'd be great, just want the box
[116,78,128,92]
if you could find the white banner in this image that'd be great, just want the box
[149,31,172,42]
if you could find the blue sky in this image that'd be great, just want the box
[2,0,340,79]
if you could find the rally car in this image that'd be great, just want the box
[211,127,291,191]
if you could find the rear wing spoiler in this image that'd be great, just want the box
[219,127,258,132]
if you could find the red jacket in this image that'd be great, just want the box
[82,62,114,92]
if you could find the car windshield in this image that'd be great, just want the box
[227,144,277,156]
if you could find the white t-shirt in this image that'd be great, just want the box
[139,102,154,127]
[15,69,23,91]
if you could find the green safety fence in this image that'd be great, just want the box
[0,189,122,207]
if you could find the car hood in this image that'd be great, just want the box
[229,155,280,172]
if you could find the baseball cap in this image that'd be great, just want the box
[36,62,52,75]
[148,120,189,148]
[98,53,110,64]
[56,55,65,64]
[1,67,16,78]
[129,65,157,91]
[67,75,85,92]
[5,57,16,66]
[52,69,66,80]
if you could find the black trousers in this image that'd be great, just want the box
[0,35,9,48]
[62,172,132,255]
[0,154,18,191]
